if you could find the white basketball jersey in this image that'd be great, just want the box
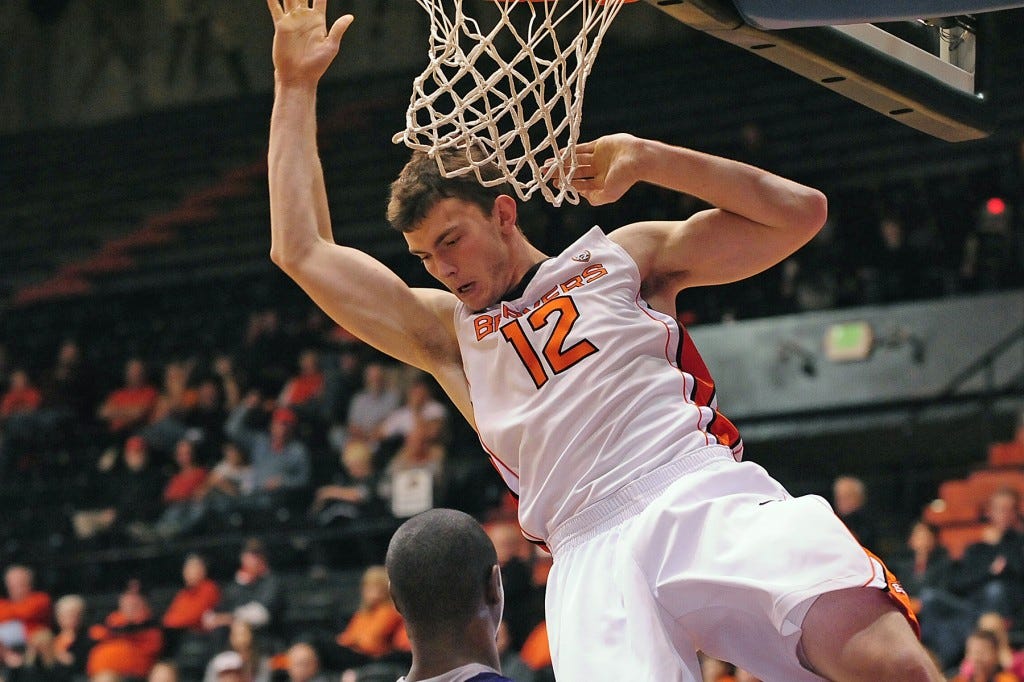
[454,226,742,545]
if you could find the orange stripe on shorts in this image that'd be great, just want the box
[864,548,921,639]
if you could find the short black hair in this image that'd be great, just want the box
[385,509,498,629]
[387,148,510,233]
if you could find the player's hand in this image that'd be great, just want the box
[544,133,642,206]
[267,0,354,86]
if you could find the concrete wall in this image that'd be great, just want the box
[688,288,1024,420]
[0,0,679,134]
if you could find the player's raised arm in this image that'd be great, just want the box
[563,134,827,301]
[266,1,461,380]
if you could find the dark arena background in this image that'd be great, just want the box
[0,2,1022,681]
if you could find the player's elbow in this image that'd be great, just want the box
[797,188,828,237]
[269,239,312,274]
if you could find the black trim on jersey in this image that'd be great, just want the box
[473,258,551,313]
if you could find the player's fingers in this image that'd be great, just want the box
[327,14,355,46]
[313,0,328,14]
[575,140,597,154]
[267,0,284,21]
[282,0,301,12]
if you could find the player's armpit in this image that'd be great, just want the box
[275,239,461,374]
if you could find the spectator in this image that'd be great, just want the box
[202,441,257,509]
[376,378,447,455]
[0,370,44,476]
[376,378,448,510]
[958,612,1024,681]
[889,521,968,669]
[72,436,166,542]
[326,566,404,673]
[241,310,291,395]
[311,440,382,526]
[308,439,386,572]
[142,361,198,456]
[337,363,399,454]
[203,539,283,636]
[2,628,69,682]
[1,369,42,418]
[97,358,159,442]
[38,339,96,427]
[278,350,325,414]
[87,585,164,680]
[224,392,311,506]
[0,566,52,649]
[386,508,512,682]
[148,661,178,682]
[53,594,91,679]
[206,650,247,682]
[832,475,879,550]
[950,487,1024,621]
[212,354,243,413]
[202,620,271,682]
[131,439,210,541]
[161,554,221,650]
[186,377,229,462]
[952,629,1021,682]
[888,521,956,600]
[285,642,331,682]
[322,350,362,428]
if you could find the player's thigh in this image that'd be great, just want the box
[546,523,701,682]
[799,586,944,682]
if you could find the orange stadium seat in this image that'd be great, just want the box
[922,480,981,526]
[967,469,1024,508]
[939,523,987,561]
[988,441,1024,468]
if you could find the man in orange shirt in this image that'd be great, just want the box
[0,565,51,650]
[87,585,164,679]
[97,358,159,441]
[161,554,221,653]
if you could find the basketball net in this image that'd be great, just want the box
[393,0,633,206]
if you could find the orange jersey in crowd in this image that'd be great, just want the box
[0,591,52,636]
[87,611,163,678]
[336,602,404,658]
[161,578,221,630]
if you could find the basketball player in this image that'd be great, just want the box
[265,2,943,680]
[387,509,514,682]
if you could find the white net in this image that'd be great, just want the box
[392,0,632,206]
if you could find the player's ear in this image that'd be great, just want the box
[389,585,404,615]
[492,195,518,234]
[486,564,504,606]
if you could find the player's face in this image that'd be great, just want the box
[405,197,513,310]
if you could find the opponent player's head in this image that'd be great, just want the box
[389,149,526,310]
[386,508,503,641]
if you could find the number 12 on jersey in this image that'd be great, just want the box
[500,296,599,388]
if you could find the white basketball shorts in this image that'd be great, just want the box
[544,445,910,682]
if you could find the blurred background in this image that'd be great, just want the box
[0,1,1022,681]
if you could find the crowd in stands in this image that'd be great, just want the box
[0,305,561,681]
[0,301,1021,681]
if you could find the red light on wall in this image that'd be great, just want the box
[986,197,1006,215]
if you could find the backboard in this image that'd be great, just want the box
[643,0,1021,141]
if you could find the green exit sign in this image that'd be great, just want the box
[824,321,874,362]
